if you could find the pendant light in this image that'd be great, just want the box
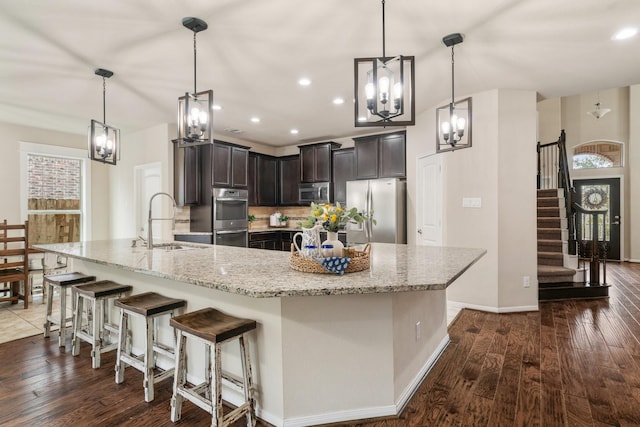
[436,33,472,153]
[354,0,415,127]
[174,17,213,147]
[587,92,611,119]
[88,68,120,165]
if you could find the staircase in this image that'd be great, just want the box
[537,189,609,300]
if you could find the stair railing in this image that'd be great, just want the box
[574,203,608,285]
[537,129,577,255]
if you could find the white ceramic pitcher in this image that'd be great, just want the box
[293,224,323,254]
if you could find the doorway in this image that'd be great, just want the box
[574,178,621,260]
[416,154,443,246]
[134,163,162,239]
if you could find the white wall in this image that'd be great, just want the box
[630,84,640,262]
[0,121,110,240]
[408,89,538,312]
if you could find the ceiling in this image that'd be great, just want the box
[1,0,639,147]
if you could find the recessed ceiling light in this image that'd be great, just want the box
[612,27,638,40]
[333,97,345,105]
[298,78,311,86]
[290,129,299,135]
[212,104,222,110]
[250,117,260,123]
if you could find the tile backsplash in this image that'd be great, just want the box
[175,205,313,231]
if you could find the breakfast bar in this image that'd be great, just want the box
[34,239,485,427]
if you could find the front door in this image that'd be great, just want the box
[574,178,621,260]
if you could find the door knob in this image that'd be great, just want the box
[417,229,423,234]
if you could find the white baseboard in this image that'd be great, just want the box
[448,300,538,314]
[283,405,396,427]
[628,259,640,263]
[395,334,450,413]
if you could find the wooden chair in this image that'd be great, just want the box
[0,220,29,309]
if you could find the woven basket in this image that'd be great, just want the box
[289,243,371,274]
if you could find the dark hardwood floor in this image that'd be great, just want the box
[2,262,640,426]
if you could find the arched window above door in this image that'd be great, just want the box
[572,141,623,170]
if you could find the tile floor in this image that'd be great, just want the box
[0,293,69,344]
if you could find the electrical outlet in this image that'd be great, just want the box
[523,276,530,288]
[415,321,421,341]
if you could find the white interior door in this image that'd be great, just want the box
[134,163,162,239]
[416,154,443,246]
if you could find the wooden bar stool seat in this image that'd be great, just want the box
[115,292,186,402]
[43,272,96,347]
[170,307,257,427]
[71,280,133,368]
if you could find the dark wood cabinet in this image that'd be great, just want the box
[279,155,300,205]
[332,148,355,205]
[173,144,200,206]
[279,231,295,251]
[248,153,278,207]
[212,143,248,188]
[354,131,406,179]
[299,142,341,183]
[249,231,280,250]
[247,153,258,206]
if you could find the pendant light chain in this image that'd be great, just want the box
[193,32,198,94]
[450,45,455,114]
[102,76,107,124]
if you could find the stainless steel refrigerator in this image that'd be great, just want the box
[346,178,406,244]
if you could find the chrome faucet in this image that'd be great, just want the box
[147,192,177,249]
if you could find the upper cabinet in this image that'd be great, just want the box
[212,142,249,188]
[354,131,406,179]
[173,144,200,206]
[248,152,278,206]
[299,142,341,183]
[279,155,300,206]
[332,148,355,205]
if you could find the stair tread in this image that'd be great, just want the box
[538,265,575,276]
[538,251,564,257]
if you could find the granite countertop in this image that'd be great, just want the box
[33,239,486,298]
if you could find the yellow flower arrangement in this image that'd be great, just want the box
[298,202,373,233]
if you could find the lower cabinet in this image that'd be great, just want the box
[280,231,295,252]
[249,232,280,250]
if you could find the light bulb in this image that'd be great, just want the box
[457,117,466,131]
[379,77,390,94]
[441,122,450,134]
[190,107,201,122]
[199,110,208,124]
[451,114,458,131]
[365,83,375,100]
[393,82,402,99]
[95,134,106,148]
[106,139,113,150]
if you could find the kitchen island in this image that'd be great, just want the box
[35,239,485,427]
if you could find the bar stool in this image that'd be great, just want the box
[170,307,257,427]
[43,272,96,347]
[71,280,133,369]
[114,292,186,402]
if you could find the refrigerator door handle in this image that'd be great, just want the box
[365,183,371,241]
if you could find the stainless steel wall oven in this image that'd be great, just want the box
[212,188,248,247]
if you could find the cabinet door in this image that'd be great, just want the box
[355,136,379,179]
[332,149,355,205]
[212,143,231,187]
[314,144,332,182]
[257,155,278,206]
[300,146,316,183]
[279,155,300,205]
[231,147,248,188]
[173,144,200,206]
[379,132,406,178]
[247,153,258,206]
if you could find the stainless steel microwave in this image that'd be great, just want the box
[298,182,332,204]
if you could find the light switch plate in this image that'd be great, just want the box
[462,197,482,208]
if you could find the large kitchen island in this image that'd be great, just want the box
[35,239,485,427]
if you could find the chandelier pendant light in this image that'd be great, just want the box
[88,68,120,165]
[436,33,472,153]
[174,17,213,147]
[587,92,611,119]
[354,0,415,127]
